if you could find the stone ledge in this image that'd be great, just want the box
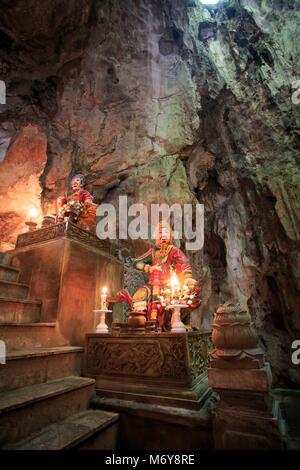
[0,297,41,305]
[0,376,95,414]
[208,364,272,392]
[92,395,214,428]
[7,409,119,450]
[6,346,84,361]
[15,222,119,259]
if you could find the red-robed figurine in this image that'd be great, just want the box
[134,221,199,329]
[55,174,96,229]
[111,221,200,331]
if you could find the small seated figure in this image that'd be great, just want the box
[55,174,97,230]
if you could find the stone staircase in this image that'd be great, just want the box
[0,252,64,350]
[0,252,119,449]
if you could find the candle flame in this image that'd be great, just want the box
[102,286,107,294]
[29,207,39,219]
[170,274,179,287]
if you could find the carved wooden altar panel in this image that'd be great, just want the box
[85,331,212,410]
[86,333,188,382]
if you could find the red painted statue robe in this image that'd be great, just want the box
[134,244,193,327]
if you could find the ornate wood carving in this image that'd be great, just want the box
[16,221,118,256]
[16,223,66,247]
[188,332,212,382]
[86,335,188,380]
[85,332,212,409]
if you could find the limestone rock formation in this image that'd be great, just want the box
[0,0,299,385]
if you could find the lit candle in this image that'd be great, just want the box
[25,207,39,232]
[101,286,107,310]
[29,207,39,221]
[170,274,180,297]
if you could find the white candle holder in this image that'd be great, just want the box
[166,303,188,333]
[94,309,112,334]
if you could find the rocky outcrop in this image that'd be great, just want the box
[0,125,47,248]
[188,0,300,386]
[0,0,299,385]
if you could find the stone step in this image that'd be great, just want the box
[0,297,41,323]
[8,409,119,450]
[0,253,11,266]
[91,395,214,449]
[0,322,67,350]
[0,376,95,447]
[0,346,84,392]
[0,265,20,282]
[272,389,300,450]
[0,280,29,300]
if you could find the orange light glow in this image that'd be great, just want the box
[29,207,39,219]
[102,286,108,294]
[170,274,179,287]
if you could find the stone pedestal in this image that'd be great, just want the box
[208,302,283,449]
[9,222,124,346]
[85,331,212,410]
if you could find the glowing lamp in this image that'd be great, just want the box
[25,206,39,232]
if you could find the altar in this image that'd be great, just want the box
[85,330,212,410]
[9,221,124,346]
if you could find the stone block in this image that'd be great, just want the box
[208,364,272,392]
[0,323,66,351]
[0,265,19,282]
[10,222,124,345]
[212,400,282,449]
[85,331,212,410]
[0,346,83,392]
[0,298,41,323]
[0,280,28,299]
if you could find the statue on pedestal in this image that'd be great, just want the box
[55,174,97,230]
[112,222,201,331]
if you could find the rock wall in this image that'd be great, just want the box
[0,0,299,385]
[188,0,300,386]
